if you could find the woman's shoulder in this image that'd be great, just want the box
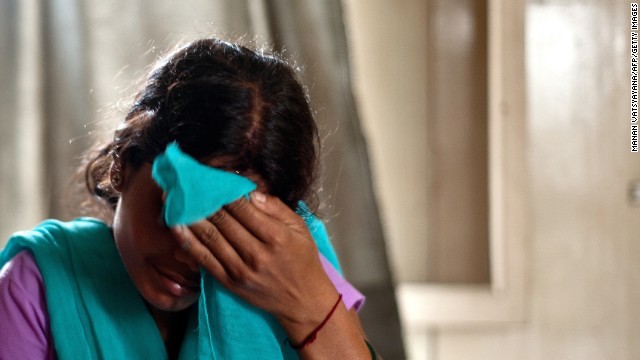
[0,251,45,308]
[0,250,55,359]
[0,250,42,286]
[35,217,109,232]
[8,217,109,240]
[2,218,113,268]
[8,217,110,244]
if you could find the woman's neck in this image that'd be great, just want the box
[146,304,192,359]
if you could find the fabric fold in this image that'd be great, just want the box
[0,219,167,360]
[151,142,346,359]
[152,142,257,226]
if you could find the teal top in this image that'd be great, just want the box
[0,218,169,359]
[0,215,342,359]
[0,142,344,359]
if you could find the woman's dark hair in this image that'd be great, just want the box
[83,38,319,217]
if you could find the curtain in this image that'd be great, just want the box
[0,0,404,357]
[0,0,47,242]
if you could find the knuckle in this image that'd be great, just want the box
[209,210,226,224]
[247,252,266,272]
[229,268,253,286]
[292,215,305,226]
[290,217,307,232]
[199,226,219,247]
[270,227,288,246]
[197,251,215,266]
[227,198,249,213]
[209,210,224,224]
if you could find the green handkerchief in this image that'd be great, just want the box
[151,142,257,226]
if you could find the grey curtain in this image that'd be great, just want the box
[0,0,404,358]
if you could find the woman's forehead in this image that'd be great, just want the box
[204,156,268,193]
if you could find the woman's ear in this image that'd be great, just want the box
[110,160,124,192]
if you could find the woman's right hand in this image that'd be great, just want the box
[170,192,373,358]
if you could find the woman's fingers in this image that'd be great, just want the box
[170,225,226,280]
[223,192,308,247]
[204,203,266,269]
[172,222,250,287]
[222,196,283,246]
[249,191,301,226]
[168,193,340,324]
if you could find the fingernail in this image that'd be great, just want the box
[253,191,266,203]
[174,225,188,236]
[173,226,190,250]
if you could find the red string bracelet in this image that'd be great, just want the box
[288,293,343,350]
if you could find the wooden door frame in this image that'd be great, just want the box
[397,0,528,329]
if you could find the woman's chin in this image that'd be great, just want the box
[144,290,200,312]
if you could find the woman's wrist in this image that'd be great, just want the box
[286,293,343,349]
[287,302,373,359]
[276,283,341,345]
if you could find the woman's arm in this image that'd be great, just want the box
[0,251,56,360]
[171,192,374,359]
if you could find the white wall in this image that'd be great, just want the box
[346,0,640,358]
[342,0,430,283]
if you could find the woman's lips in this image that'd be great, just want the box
[153,265,200,298]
